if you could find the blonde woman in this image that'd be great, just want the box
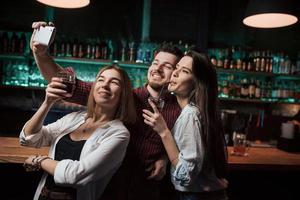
[20,65,136,200]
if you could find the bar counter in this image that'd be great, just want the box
[1,136,300,171]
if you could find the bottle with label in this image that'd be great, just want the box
[255,80,261,99]
[248,78,256,99]
[240,78,249,98]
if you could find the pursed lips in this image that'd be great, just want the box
[98,90,111,97]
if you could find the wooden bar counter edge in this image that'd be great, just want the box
[1,137,300,171]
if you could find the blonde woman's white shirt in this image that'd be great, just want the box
[19,110,130,200]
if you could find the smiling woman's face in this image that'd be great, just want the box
[93,68,122,108]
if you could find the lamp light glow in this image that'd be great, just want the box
[36,0,90,9]
[243,0,298,28]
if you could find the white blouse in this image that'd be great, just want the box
[171,104,227,192]
[20,110,130,200]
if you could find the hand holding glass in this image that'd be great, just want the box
[56,71,75,94]
[148,97,165,110]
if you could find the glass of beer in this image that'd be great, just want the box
[231,132,250,156]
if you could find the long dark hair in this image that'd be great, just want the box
[186,50,228,178]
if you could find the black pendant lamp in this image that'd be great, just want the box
[243,0,298,28]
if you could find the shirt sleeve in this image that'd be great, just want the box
[19,112,80,148]
[171,112,204,187]
[53,126,130,186]
[64,67,92,106]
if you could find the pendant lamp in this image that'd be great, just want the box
[36,0,90,9]
[243,0,298,28]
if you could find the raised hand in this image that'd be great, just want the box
[44,77,72,104]
[30,21,56,55]
[142,98,169,135]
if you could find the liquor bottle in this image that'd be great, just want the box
[248,78,256,99]
[246,51,253,71]
[296,52,300,74]
[19,33,27,54]
[240,78,249,98]
[236,47,242,70]
[101,40,108,60]
[85,39,92,59]
[128,42,135,62]
[94,39,101,59]
[59,36,66,57]
[50,39,58,57]
[107,40,114,60]
[222,80,229,98]
[10,32,18,53]
[210,48,217,67]
[78,41,84,58]
[216,49,224,68]
[255,80,261,99]
[255,51,261,72]
[223,48,230,69]
[284,55,291,74]
[278,52,285,74]
[260,51,266,72]
[65,39,72,57]
[2,32,9,53]
[72,38,79,58]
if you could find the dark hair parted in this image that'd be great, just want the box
[86,65,136,124]
[157,43,184,62]
[186,50,228,178]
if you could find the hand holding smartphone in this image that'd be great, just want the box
[32,26,55,46]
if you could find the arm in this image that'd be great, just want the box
[31,22,92,105]
[53,129,129,186]
[24,78,68,136]
[31,21,64,82]
[143,101,204,186]
[142,99,179,167]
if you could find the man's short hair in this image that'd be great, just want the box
[157,43,184,60]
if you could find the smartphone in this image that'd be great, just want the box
[33,26,55,46]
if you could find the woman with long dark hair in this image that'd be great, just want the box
[143,50,228,200]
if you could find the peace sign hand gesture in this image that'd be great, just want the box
[142,99,169,136]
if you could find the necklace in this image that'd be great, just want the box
[82,119,108,133]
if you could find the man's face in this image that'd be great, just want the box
[147,52,178,90]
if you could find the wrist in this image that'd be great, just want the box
[23,155,50,172]
[37,156,51,169]
[34,51,50,59]
[159,129,171,139]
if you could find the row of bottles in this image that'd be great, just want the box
[0,32,28,54]
[48,38,191,64]
[1,60,147,89]
[208,47,300,75]
[1,31,300,74]
[218,74,300,101]
[0,31,193,64]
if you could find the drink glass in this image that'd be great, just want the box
[56,71,75,94]
[148,97,165,111]
[231,132,250,156]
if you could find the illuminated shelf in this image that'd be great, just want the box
[219,96,300,104]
